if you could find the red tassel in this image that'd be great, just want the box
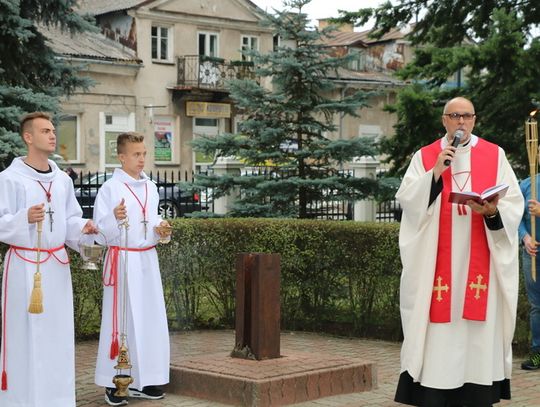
[109,337,119,360]
[2,370,7,391]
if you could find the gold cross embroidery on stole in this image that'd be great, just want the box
[469,274,487,300]
[433,276,449,302]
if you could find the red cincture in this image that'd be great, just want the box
[1,245,68,391]
[103,245,155,359]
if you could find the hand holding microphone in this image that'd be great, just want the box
[444,130,464,166]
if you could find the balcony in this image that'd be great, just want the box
[176,55,256,91]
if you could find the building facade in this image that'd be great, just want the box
[52,0,272,175]
[49,1,409,176]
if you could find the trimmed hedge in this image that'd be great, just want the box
[159,219,402,338]
[0,219,531,352]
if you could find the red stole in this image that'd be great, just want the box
[421,138,498,323]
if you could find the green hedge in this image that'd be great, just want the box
[0,219,531,352]
[159,219,403,338]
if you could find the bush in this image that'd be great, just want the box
[0,220,532,351]
[160,219,403,338]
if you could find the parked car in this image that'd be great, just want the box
[74,173,204,218]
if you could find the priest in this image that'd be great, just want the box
[394,97,523,406]
[0,111,98,407]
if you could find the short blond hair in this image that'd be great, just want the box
[20,111,52,139]
[117,132,145,154]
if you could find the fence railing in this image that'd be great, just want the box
[71,168,399,222]
[177,55,256,90]
[73,170,212,219]
[240,167,354,221]
[376,198,402,222]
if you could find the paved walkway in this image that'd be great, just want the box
[76,330,540,406]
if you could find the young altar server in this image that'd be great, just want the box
[93,132,171,406]
[394,97,523,406]
[0,111,98,407]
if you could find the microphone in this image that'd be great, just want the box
[444,130,464,166]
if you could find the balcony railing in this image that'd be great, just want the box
[177,55,256,91]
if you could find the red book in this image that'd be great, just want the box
[448,183,509,205]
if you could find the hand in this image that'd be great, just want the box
[27,203,45,224]
[82,220,99,234]
[114,198,127,220]
[433,144,457,181]
[524,234,538,257]
[155,220,172,238]
[528,199,540,217]
[467,195,499,217]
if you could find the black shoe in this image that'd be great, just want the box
[105,387,128,406]
[129,385,165,400]
[521,352,540,370]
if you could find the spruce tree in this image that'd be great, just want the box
[338,0,540,177]
[0,0,95,169]
[191,0,379,218]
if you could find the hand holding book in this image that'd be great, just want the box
[448,183,509,205]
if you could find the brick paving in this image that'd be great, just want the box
[76,330,540,406]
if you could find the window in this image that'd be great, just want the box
[348,48,366,71]
[193,117,220,170]
[359,125,382,142]
[151,25,171,61]
[241,35,259,61]
[273,35,280,51]
[198,32,219,57]
[99,113,135,169]
[195,118,218,127]
[56,115,80,162]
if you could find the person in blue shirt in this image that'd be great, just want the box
[518,175,540,370]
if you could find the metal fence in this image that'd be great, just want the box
[71,168,399,222]
[73,170,211,219]
[240,167,354,220]
[376,198,402,222]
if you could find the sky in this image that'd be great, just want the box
[251,0,386,29]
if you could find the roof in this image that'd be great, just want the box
[78,0,265,17]
[322,31,366,48]
[319,24,413,48]
[40,25,141,64]
[329,67,405,87]
[77,0,149,16]
[355,25,413,44]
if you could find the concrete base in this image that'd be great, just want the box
[167,351,375,406]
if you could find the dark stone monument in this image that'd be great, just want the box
[169,252,375,406]
[231,253,281,360]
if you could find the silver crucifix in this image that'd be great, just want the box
[141,218,148,240]
[46,206,54,232]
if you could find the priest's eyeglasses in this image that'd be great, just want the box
[444,112,476,121]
